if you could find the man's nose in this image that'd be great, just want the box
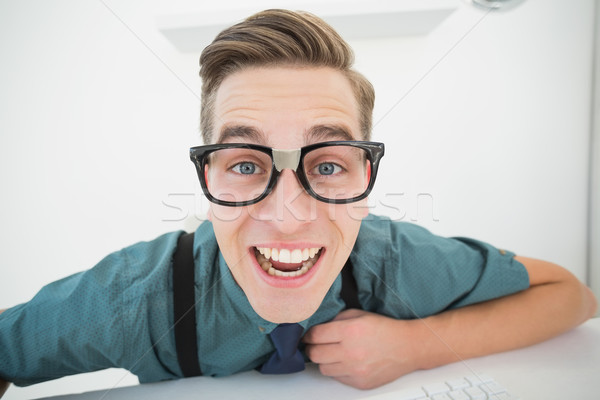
[249,169,315,232]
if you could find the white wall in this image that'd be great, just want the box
[589,0,600,322]
[0,0,595,398]
[361,2,594,279]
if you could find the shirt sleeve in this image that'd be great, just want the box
[351,215,530,319]
[0,251,129,386]
[0,231,183,386]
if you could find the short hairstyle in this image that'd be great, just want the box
[199,9,375,143]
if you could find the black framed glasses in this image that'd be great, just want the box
[189,141,385,207]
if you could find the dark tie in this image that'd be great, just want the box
[260,323,305,374]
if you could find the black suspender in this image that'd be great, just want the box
[172,232,202,377]
[171,232,360,378]
[340,257,361,310]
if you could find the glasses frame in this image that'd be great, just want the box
[189,140,385,207]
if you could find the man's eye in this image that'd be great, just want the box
[231,162,262,175]
[312,162,342,176]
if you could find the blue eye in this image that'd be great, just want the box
[232,162,260,174]
[316,163,342,176]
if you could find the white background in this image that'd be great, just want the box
[0,0,596,398]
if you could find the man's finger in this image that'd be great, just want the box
[304,342,343,364]
[302,320,344,344]
[332,308,368,321]
[333,375,375,390]
[315,361,348,378]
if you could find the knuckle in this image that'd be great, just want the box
[351,364,370,380]
[347,347,367,362]
[345,324,360,339]
[345,320,367,339]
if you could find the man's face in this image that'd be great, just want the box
[208,66,368,323]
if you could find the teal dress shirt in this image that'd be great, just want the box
[0,215,529,386]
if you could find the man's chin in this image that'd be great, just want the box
[250,297,323,324]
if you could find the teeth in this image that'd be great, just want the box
[255,246,322,278]
[291,249,302,263]
[256,246,321,264]
[279,249,291,263]
[260,261,272,272]
[263,247,271,259]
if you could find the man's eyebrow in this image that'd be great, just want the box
[216,125,265,144]
[306,125,355,142]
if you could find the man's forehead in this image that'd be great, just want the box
[211,67,361,145]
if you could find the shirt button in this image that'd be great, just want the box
[258,326,266,333]
[499,249,507,255]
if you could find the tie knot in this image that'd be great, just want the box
[260,323,305,374]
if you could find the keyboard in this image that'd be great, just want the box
[361,374,519,400]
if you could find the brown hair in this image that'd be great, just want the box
[199,9,375,143]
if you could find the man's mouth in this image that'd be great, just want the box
[254,246,323,278]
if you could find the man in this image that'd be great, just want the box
[0,9,596,396]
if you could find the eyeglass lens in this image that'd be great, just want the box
[204,145,370,203]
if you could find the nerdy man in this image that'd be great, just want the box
[0,9,596,396]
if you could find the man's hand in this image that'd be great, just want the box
[303,309,420,389]
[304,257,597,390]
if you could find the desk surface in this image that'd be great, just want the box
[40,318,600,400]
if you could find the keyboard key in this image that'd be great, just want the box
[489,392,520,400]
[463,386,487,400]
[431,394,452,400]
[446,378,470,390]
[479,381,507,396]
[361,374,518,400]
[448,390,470,400]
[465,373,494,385]
[422,382,450,396]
